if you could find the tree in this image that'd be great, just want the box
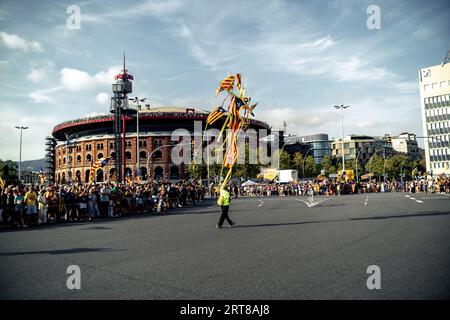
[321,155,336,175]
[365,154,384,180]
[0,159,19,185]
[304,155,319,178]
[276,149,291,170]
[344,159,357,171]
[292,152,304,172]
[187,161,205,180]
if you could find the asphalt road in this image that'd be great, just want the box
[1,192,449,299]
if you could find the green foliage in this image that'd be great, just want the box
[304,155,319,177]
[321,155,336,175]
[291,152,304,172]
[276,149,292,170]
[0,159,19,185]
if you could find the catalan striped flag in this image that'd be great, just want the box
[215,75,235,96]
[38,168,46,185]
[223,131,238,168]
[206,107,226,125]
[92,157,111,170]
[235,73,242,90]
[229,96,240,118]
[0,176,5,189]
[89,160,95,184]
[134,168,142,184]
[126,172,133,186]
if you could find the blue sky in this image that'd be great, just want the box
[0,0,449,161]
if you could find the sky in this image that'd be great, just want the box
[0,0,449,161]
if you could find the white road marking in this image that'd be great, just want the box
[364,196,368,206]
[258,203,263,207]
[297,198,329,208]
[405,195,423,204]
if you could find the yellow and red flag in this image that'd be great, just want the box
[215,75,235,96]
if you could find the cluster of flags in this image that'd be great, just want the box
[38,168,46,185]
[206,73,258,189]
[89,157,111,184]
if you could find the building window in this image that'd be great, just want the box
[86,154,92,162]
[76,155,81,163]
[154,150,162,159]
[125,151,131,160]
[97,153,104,159]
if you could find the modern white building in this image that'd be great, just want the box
[419,51,450,175]
[391,133,420,159]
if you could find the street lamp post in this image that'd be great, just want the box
[334,105,350,173]
[15,126,29,182]
[129,97,147,176]
[400,157,408,190]
[146,142,191,180]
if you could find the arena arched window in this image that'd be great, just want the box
[63,157,66,164]
[139,151,147,159]
[97,153,104,159]
[110,151,116,160]
[86,154,92,163]
[76,155,81,163]
[154,150,162,160]
[109,142,114,149]
[125,151,132,160]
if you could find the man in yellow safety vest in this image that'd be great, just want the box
[216,185,235,229]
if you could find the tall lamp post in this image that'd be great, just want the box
[333,105,350,173]
[15,126,29,182]
[129,97,148,175]
[146,142,191,180]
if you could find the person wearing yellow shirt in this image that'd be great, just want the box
[216,185,235,229]
[25,187,38,224]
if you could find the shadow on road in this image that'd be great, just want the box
[233,211,450,229]
[349,211,450,221]
[0,247,114,257]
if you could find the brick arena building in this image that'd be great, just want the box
[51,106,269,184]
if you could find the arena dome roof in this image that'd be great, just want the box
[52,106,269,141]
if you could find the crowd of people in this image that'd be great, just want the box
[1,175,448,229]
[237,176,450,197]
[0,180,207,228]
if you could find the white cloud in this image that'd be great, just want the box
[0,31,43,52]
[0,107,65,161]
[60,68,92,91]
[26,61,55,82]
[27,69,44,82]
[83,0,184,24]
[29,86,62,104]
[60,66,120,91]
[95,92,110,104]
[29,91,52,103]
